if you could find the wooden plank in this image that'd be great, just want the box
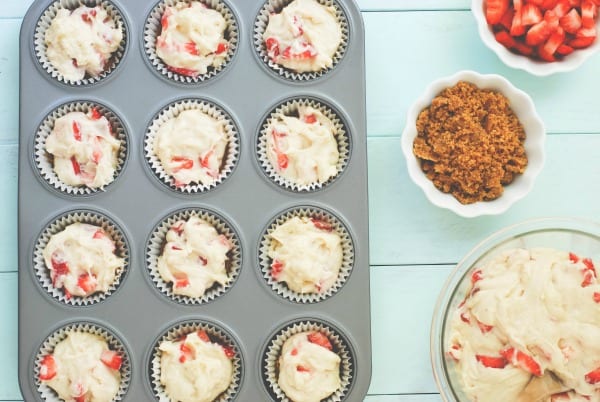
[0,146,17,273]
[0,273,20,400]
[364,11,600,136]
[367,135,600,266]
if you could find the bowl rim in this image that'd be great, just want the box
[401,70,546,218]
[430,216,600,401]
[471,0,600,76]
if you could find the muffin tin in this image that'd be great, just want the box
[18,0,370,400]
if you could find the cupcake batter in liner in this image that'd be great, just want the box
[34,101,128,196]
[34,321,131,402]
[33,0,127,86]
[149,320,242,402]
[144,99,240,194]
[259,206,354,303]
[257,98,350,193]
[253,0,349,81]
[143,0,239,84]
[262,319,354,402]
[146,208,242,305]
[33,210,129,306]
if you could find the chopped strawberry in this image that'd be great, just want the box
[215,42,228,54]
[74,395,86,402]
[471,269,483,285]
[476,354,508,368]
[297,365,310,372]
[161,9,171,30]
[569,252,580,263]
[526,20,554,45]
[167,66,199,77]
[583,257,596,272]
[304,114,317,124]
[514,40,535,55]
[522,3,543,25]
[198,256,208,266]
[544,10,560,29]
[499,7,515,29]
[581,268,595,287]
[311,218,333,231]
[477,320,494,333]
[200,149,214,169]
[511,9,528,35]
[222,345,235,359]
[582,0,598,27]
[39,355,57,381]
[197,330,210,342]
[487,0,511,24]
[557,43,575,53]
[570,0,582,7]
[77,273,97,294]
[81,13,92,24]
[184,41,200,56]
[179,342,193,363]
[271,259,284,278]
[92,229,106,240]
[307,332,333,350]
[175,277,189,288]
[92,145,103,164]
[171,245,182,251]
[593,292,600,302]
[90,107,102,120]
[460,311,471,324]
[71,156,81,175]
[291,348,299,356]
[495,30,517,48]
[553,0,571,17]
[265,37,280,58]
[541,27,566,59]
[501,347,543,376]
[277,153,288,170]
[171,156,194,173]
[72,121,81,141]
[585,367,600,384]
[560,8,583,32]
[100,350,122,370]
[528,0,544,5]
[543,0,559,8]
[551,392,571,401]
[448,344,461,361]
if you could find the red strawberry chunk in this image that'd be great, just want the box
[304,114,317,124]
[586,367,600,384]
[553,0,571,17]
[198,256,208,266]
[501,347,543,376]
[495,30,517,48]
[560,8,583,33]
[277,153,288,170]
[541,27,566,59]
[39,355,57,381]
[514,40,535,55]
[271,259,284,278]
[197,330,210,342]
[200,149,214,169]
[167,66,199,77]
[545,10,560,29]
[487,0,511,24]
[215,42,228,54]
[72,121,82,141]
[266,37,280,58]
[526,20,554,45]
[543,0,559,9]
[92,229,105,240]
[581,268,595,287]
[90,107,102,120]
[477,320,494,333]
[522,3,543,25]
[291,348,299,356]
[307,332,333,350]
[74,395,86,402]
[569,252,580,263]
[100,350,122,370]
[184,41,200,56]
[297,365,310,372]
[583,257,596,272]
[71,156,81,175]
[593,292,600,303]
[175,277,189,288]
[511,9,528,35]
[582,0,598,27]
[161,9,171,30]
[171,156,194,173]
[476,354,508,368]
[311,218,333,232]
[499,7,515,29]
[77,273,97,294]
[179,343,193,363]
[471,269,483,285]
[222,345,235,359]
[557,43,575,53]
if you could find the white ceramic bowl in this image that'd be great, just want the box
[401,70,545,218]
[430,217,600,401]
[472,0,600,76]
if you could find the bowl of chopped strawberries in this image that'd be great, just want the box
[431,217,600,401]
[473,0,600,75]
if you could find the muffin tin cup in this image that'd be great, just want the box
[144,98,240,194]
[33,0,128,86]
[256,97,351,192]
[258,206,354,303]
[261,318,354,402]
[254,0,350,82]
[34,100,129,196]
[148,319,243,401]
[33,209,130,306]
[143,0,239,84]
[146,207,242,305]
[34,321,132,402]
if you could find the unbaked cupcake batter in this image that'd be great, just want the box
[263,0,342,73]
[278,331,341,402]
[266,106,339,186]
[45,6,122,81]
[45,109,121,189]
[159,331,233,402]
[156,2,229,77]
[158,216,232,298]
[268,216,342,293]
[153,109,228,187]
[447,248,600,402]
[39,331,122,402]
[42,222,124,299]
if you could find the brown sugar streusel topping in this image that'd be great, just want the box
[412,81,528,205]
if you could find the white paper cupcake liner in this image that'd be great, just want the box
[143,0,239,84]
[34,101,128,196]
[262,319,354,402]
[257,97,351,193]
[253,0,349,81]
[33,0,127,86]
[144,99,240,194]
[146,208,242,305]
[149,320,243,401]
[34,321,131,402]
[33,210,130,306]
[259,206,354,303]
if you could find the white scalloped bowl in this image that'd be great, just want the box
[472,0,600,76]
[401,70,546,218]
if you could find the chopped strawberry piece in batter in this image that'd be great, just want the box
[72,121,82,141]
[471,269,483,284]
[161,8,172,30]
[501,347,543,376]
[296,365,310,372]
[77,273,97,293]
[198,256,208,266]
[184,41,200,56]
[304,114,317,124]
[171,223,184,235]
[179,342,193,363]
[307,332,333,350]
[594,292,600,302]
[197,330,210,342]
[200,149,214,169]
[74,395,86,402]
[585,366,600,384]
[291,348,299,356]
[476,354,508,368]
[448,344,461,361]
[167,66,200,77]
[90,107,102,120]
[174,272,189,288]
[71,156,81,175]
[277,153,289,169]
[39,355,57,381]
[569,252,580,263]
[311,218,333,232]
[215,42,228,54]
[266,37,280,58]
[222,345,235,359]
[477,320,494,333]
[100,350,122,370]
[171,156,194,173]
[271,259,284,278]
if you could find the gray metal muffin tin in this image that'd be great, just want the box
[18,0,370,400]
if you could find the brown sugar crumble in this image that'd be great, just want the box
[412,81,528,205]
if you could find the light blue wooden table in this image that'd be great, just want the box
[2,0,600,400]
